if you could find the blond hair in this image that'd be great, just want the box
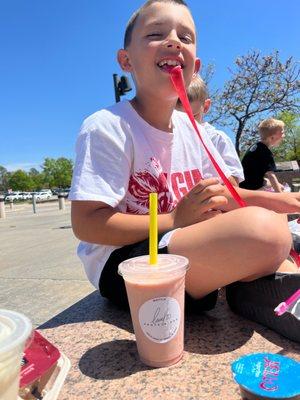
[258,118,285,140]
[177,74,208,107]
[124,0,189,48]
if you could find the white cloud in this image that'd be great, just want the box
[4,162,42,172]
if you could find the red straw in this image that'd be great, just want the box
[170,66,246,208]
[169,66,299,264]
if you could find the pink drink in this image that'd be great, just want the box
[118,254,188,367]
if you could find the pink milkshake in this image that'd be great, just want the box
[118,254,188,368]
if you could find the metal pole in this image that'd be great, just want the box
[0,196,6,219]
[58,194,65,210]
[113,74,120,103]
[32,194,36,214]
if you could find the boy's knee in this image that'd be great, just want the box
[245,207,291,267]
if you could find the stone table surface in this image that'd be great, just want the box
[39,290,300,400]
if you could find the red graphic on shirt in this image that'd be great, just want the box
[127,158,174,213]
[126,157,203,214]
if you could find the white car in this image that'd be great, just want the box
[5,192,23,201]
[20,192,32,200]
[32,191,52,201]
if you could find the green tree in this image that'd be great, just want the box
[0,165,10,192]
[272,112,300,161]
[7,170,34,191]
[28,168,45,190]
[42,157,73,188]
[213,50,300,155]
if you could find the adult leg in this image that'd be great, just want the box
[168,206,292,299]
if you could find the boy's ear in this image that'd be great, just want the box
[194,58,201,74]
[203,98,211,114]
[117,49,132,72]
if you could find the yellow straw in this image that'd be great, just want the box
[149,193,158,265]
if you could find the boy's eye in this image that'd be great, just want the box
[180,35,193,43]
[147,33,162,38]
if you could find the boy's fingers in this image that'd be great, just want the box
[201,210,222,221]
[199,195,228,211]
[190,184,225,203]
[190,178,220,194]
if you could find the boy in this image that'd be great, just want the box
[240,118,285,192]
[69,0,299,317]
[176,74,244,186]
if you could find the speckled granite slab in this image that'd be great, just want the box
[39,290,300,400]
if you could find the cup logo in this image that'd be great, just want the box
[138,297,180,343]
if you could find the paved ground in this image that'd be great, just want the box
[0,200,93,327]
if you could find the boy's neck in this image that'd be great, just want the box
[261,138,272,148]
[130,96,176,133]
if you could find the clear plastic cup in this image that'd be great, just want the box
[118,254,189,367]
[0,309,32,400]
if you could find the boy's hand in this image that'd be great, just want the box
[273,192,300,213]
[171,178,228,228]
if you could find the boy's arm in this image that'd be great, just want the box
[265,171,283,193]
[222,186,300,213]
[71,201,174,246]
[229,176,239,186]
[71,179,229,246]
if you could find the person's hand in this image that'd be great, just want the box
[263,191,300,214]
[171,178,228,228]
[277,192,300,213]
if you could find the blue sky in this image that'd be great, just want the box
[1,0,299,171]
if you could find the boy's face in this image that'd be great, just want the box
[118,2,200,101]
[190,99,211,123]
[271,128,285,147]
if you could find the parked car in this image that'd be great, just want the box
[20,192,32,200]
[5,192,23,201]
[32,191,52,201]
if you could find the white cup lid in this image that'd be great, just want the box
[0,309,32,355]
[118,254,189,278]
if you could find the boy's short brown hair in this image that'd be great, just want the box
[124,0,189,48]
[177,74,208,107]
[258,118,285,140]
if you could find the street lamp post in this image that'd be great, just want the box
[113,74,132,103]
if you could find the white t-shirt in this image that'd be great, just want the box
[69,101,230,288]
[203,122,244,183]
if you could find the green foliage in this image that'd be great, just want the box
[0,166,10,192]
[42,157,73,188]
[0,157,74,192]
[7,170,34,191]
[272,111,300,161]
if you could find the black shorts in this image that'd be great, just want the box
[99,234,218,314]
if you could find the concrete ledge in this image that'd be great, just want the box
[39,290,300,400]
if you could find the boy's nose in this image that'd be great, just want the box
[165,39,181,50]
[163,32,182,50]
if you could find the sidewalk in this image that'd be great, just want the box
[0,200,93,327]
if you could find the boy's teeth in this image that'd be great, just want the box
[158,60,181,67]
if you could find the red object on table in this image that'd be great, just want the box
[20,330,61,388]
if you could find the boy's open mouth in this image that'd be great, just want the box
[157,59,184,73]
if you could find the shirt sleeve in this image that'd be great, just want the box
[69,113,133,207]
[199,125,232,181]
[264,150,277,173]
[212,130,245,183]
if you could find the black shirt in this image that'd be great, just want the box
[240,142,276,190]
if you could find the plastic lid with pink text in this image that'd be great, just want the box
[231,353,300,399]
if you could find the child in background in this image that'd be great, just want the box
[240,118,285,192]
[69,0,300,321]
[177,74,244,186]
